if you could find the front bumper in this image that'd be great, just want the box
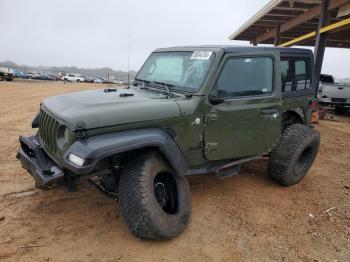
[17,135,64,188]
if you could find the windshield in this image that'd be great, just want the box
[136,51,215,92]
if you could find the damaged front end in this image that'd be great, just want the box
[17,135,64,188]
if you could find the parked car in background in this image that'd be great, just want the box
[54,74,65,81]
[318,74,350,113]
[14,71,27,79]
[117,80,127,85]
[37,74,56,81]
[0,67,14,81]
[317,74,335,96]
[26,72,40,79]
[85,77,95,83]
[64,73,85,82]
[109,79,121,84]
[93,78,103,83]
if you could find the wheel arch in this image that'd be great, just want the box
[282,109,305,131]
[62,128,188,176]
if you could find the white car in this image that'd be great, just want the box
[93,78,103,83]
[64,74,85,82]
[26,72,40,79]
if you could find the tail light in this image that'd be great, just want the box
[311,100,318,111]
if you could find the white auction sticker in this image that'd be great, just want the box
[191,51,213,60]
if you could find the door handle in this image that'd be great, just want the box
[260,108,280,115]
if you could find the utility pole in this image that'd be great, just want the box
[127,34,131,85]
[314,0,330,94]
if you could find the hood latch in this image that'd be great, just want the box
[75,121,87,139]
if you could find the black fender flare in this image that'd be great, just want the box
[62,129,188,176]
[282,108,305,124]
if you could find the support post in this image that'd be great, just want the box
[274,25,281,46]
[314,0,330,94]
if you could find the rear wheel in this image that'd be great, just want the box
[268,124,320,186]
[119,152,191,240]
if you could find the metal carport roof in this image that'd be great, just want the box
[229,0,350,48]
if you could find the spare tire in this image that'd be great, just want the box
[268,124,320,186]
[119,152,191,240]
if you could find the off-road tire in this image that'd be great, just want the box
[268,124,320,186]
[119,152,191,240]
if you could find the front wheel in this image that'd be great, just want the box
[268,124,320,186]
[119,152,191,240]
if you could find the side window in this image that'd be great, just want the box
[281,57,312,93]
[217,57,273,97]
[295,60,311,90]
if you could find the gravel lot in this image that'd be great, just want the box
[0,80,349,261]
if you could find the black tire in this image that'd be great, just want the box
[77,79,80,82]
[335,106,347,114]
[268,124,320,186]
[119,152,191,240]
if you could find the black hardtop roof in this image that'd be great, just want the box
[155,45,313,55]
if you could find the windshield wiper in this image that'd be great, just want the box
[153,81,174,98]
[134,79,174,98]
[134,78,150,89]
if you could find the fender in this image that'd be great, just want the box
[62,128,188,176]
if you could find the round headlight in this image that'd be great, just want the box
[57,125,69,149]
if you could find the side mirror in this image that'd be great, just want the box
[208,94,224,105]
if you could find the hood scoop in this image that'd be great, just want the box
[103,88,134,98]
[104,88,117,93]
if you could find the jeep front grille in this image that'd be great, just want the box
[39,109,60,153]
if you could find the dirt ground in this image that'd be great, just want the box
[0,80,349,262]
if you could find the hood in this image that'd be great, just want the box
[42,88,181,131]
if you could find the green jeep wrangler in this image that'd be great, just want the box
[17,46,320,240]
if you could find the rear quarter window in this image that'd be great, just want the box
[281,57,312,93]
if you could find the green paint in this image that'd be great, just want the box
[37,46,315,172]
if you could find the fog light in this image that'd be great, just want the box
[68,153,85,166]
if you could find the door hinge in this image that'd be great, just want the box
[205,142,219,152]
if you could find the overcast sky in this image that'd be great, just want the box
[0,0,348,78]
